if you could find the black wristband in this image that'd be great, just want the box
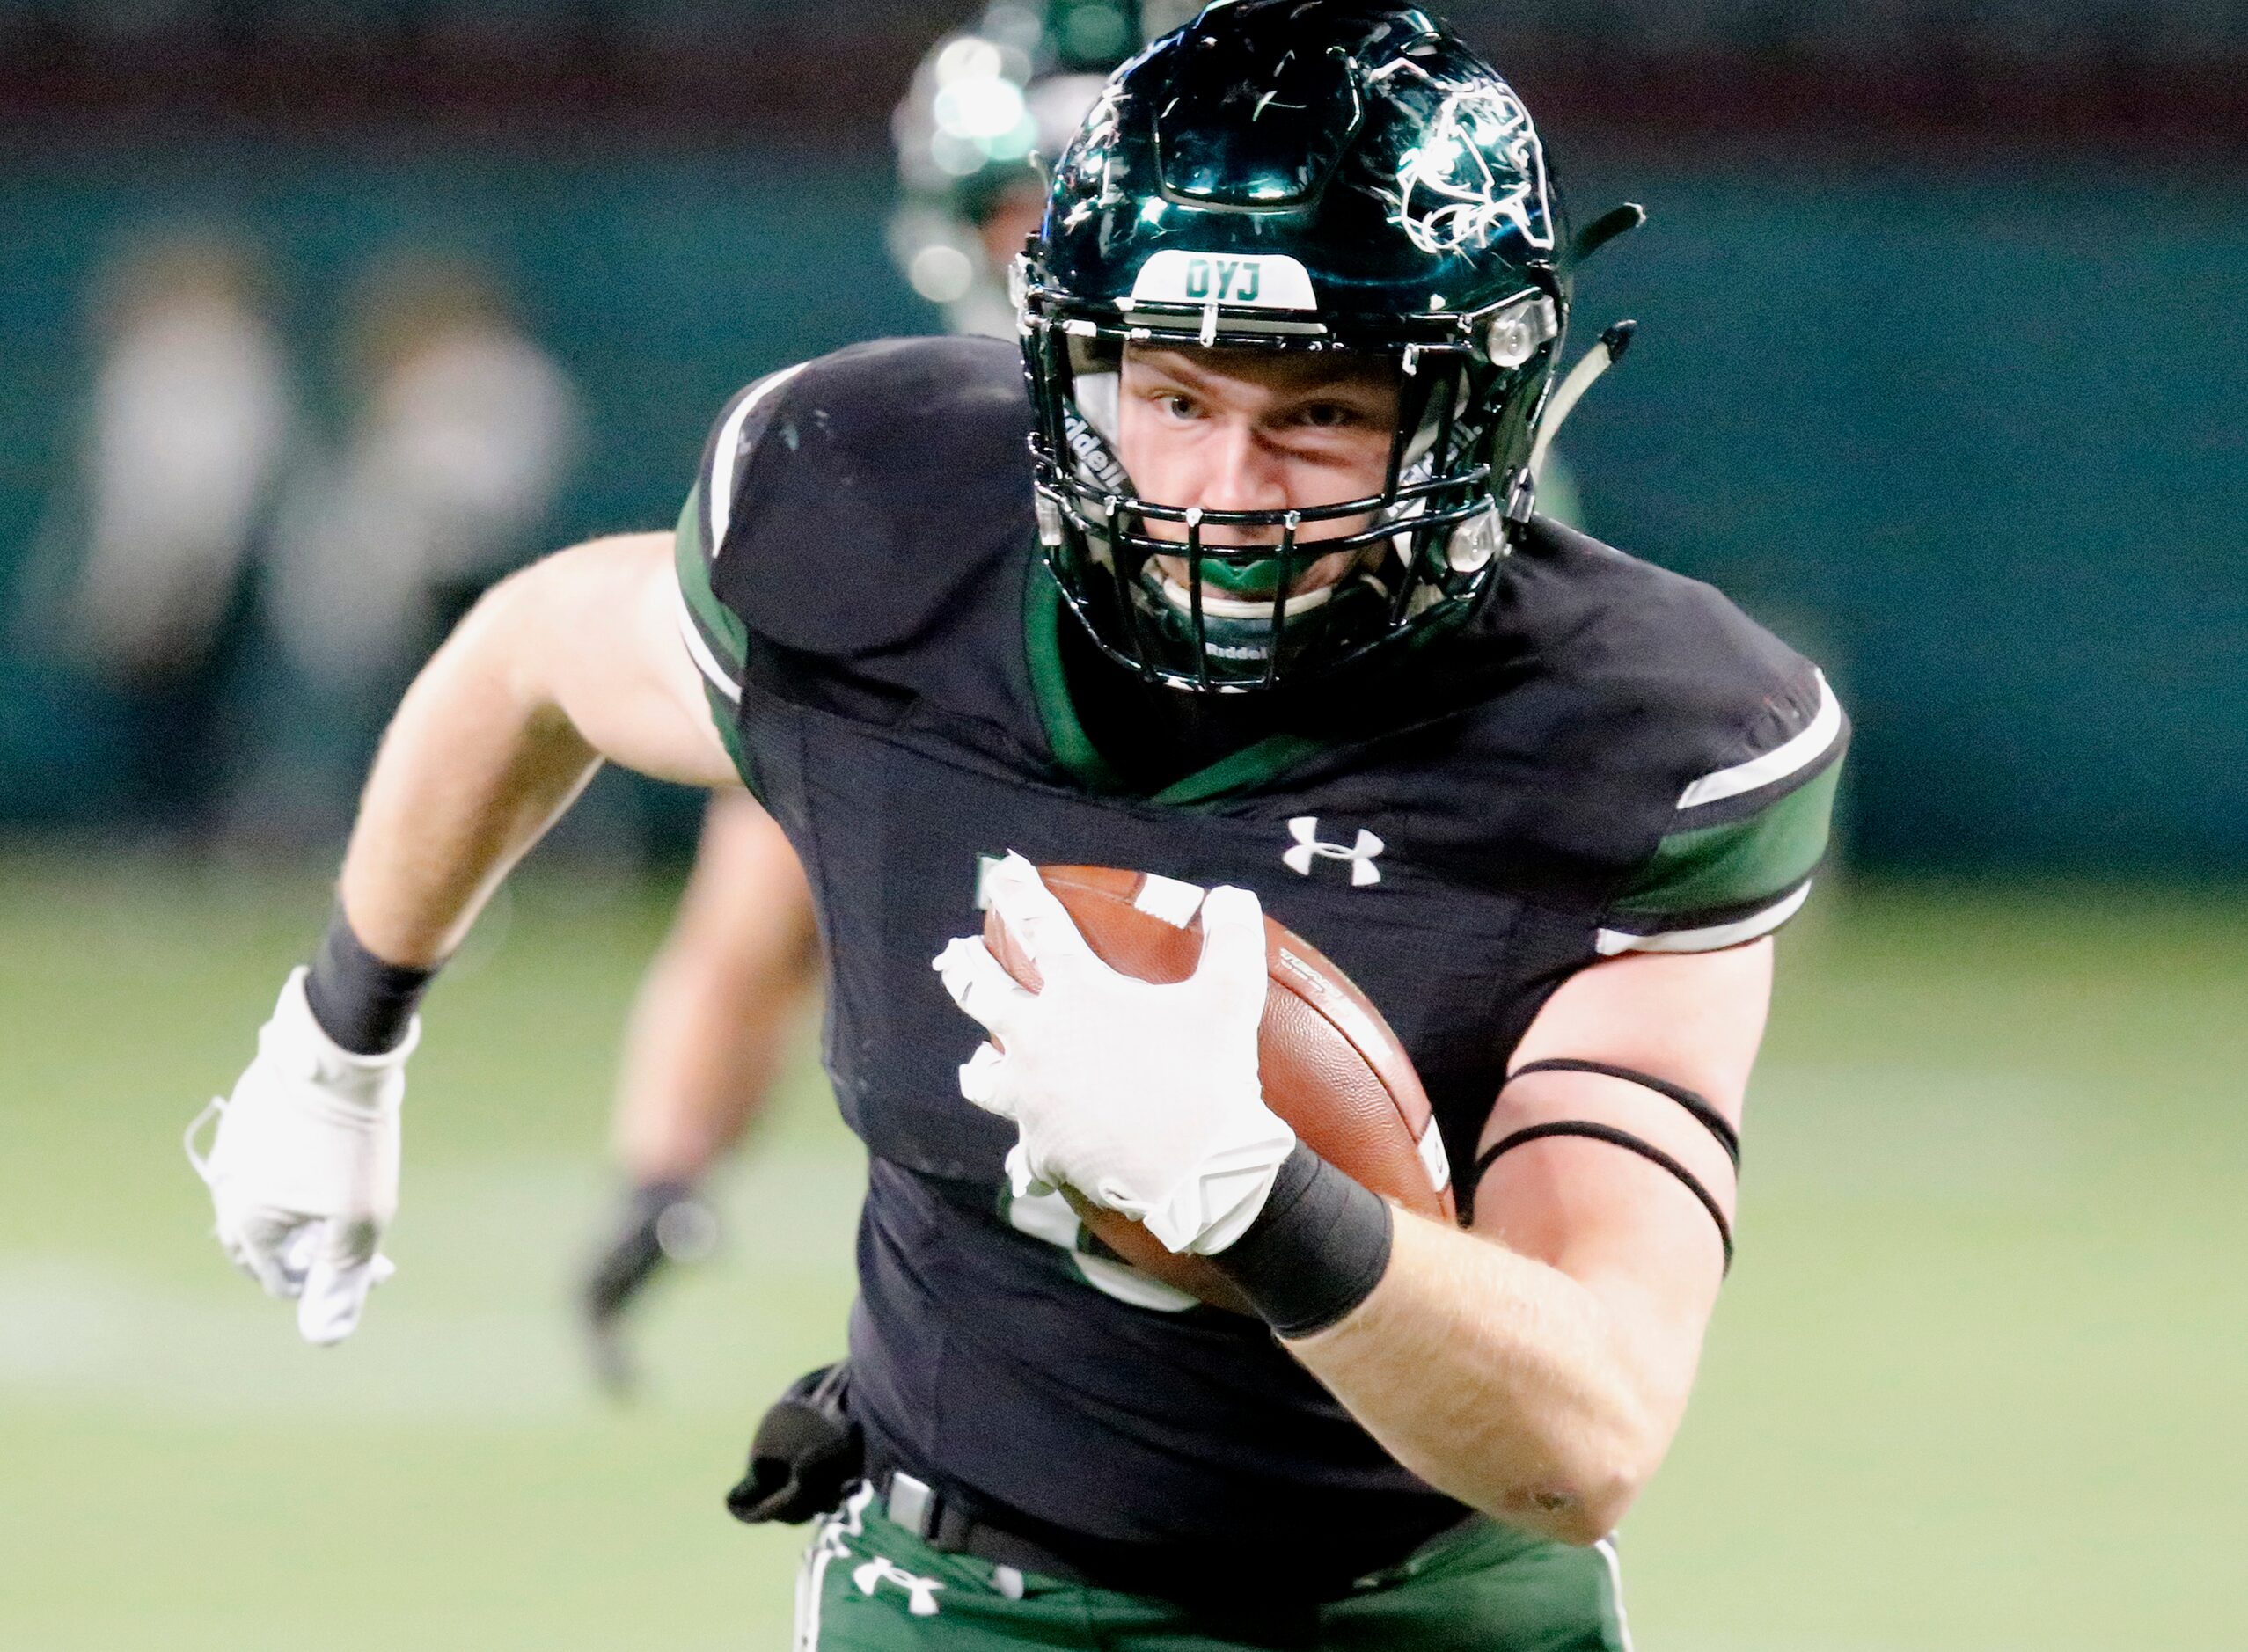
[303,903,437,1055]
[1207,1142,1395,1338]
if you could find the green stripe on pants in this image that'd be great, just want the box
[793,1485,1631,1650]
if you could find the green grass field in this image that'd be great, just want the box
[4,854,2242,1648]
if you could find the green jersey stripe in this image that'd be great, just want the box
[1597,880,1811,956]
[703,682,757,794]
[675,482,748,693]
[1021,560,1330,805]
[677,586,741,705]
[1021,559,1126,793]
[1615,756,1841,920]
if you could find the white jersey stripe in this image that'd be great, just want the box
[1594,1537,1636,1651]
[675,580,742,705]
[1595,881,1812,956]
[1675,669,1842,810]
[707,362,810,556]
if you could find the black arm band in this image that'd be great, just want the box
[1472,1122,1733,1272]
[303,903,438,1056]
[1508,1058,1740,1166]
[1207,1142,1395,1338]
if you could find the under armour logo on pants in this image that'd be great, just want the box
[853,1557,944,1617]
[1283,816,1385,886]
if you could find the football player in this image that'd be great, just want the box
[190,4,1847,1647]
[576,0,1157,1389]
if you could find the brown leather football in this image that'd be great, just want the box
[982,864,1454,1312]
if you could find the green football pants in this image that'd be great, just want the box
[792,1485,1633,1650]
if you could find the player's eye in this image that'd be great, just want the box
[1158,392,1199,420]
[1293,400,1361,430]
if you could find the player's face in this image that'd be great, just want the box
[1116,344,1402,597]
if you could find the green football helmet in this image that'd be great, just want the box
[1020,0,1574,691]
[890,1,1179,337]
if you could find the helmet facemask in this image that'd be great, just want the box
[1023,289,1561,691]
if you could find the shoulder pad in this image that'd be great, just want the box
[704,336,1032,658]
[1497,521,1849,951]
[1497,517,1832,798]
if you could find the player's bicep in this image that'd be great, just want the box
[508,530,743,789]
[1469,942,1772,1369]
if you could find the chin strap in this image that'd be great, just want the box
[1527,318,1637,488]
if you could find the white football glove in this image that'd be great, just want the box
[932,853,1295,1256]
[185,967,412,1344]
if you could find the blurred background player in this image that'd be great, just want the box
[575,0,1182,1390]
[20,230,297,840]
[257,253,584,842]
[18,237,582,849]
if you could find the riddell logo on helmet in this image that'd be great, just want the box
[1061,408,1128,493]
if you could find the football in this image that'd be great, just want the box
[983,864,1455,1312]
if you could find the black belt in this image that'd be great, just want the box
[862,1447,1476,1637]
[867,1458,1330,1645]
[866,1457,1101,1588]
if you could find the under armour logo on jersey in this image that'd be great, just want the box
[1284,817,1385,886]
[853,1557,944,1618]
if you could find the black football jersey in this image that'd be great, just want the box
[673,336,1847,1587]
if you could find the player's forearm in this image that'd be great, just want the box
[338,574,604,968]
[611,929,794,1182]
[612,800,819,1181]
[1285,1211,1673,1546]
